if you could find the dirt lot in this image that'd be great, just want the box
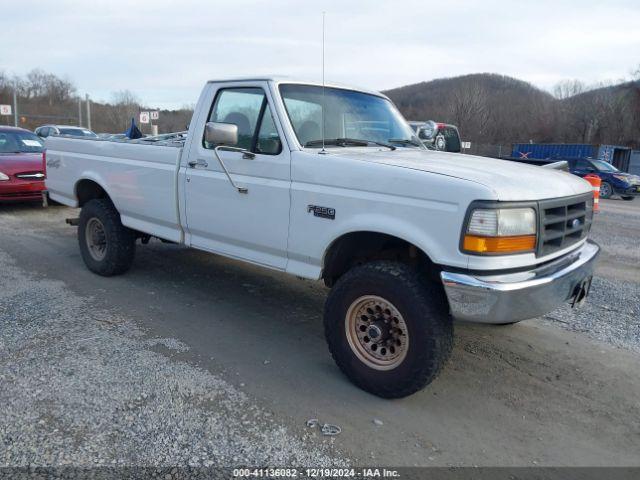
[0,198,639,468]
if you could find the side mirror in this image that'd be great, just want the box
[203,122,251,194]
[205,122,238,146]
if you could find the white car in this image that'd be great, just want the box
[45,77,599,398]
[35,125,98,139]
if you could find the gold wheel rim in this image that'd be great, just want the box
[85,217,107,261]
[345,295,409,371]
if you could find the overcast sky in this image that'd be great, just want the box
[2,0,639,109]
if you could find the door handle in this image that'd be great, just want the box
[188,159,208,168]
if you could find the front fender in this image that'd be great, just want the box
[286,203,464,280]
[321,213,451,267]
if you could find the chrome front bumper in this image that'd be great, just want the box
[440,240,600,324]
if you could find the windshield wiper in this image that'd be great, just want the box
[362,139,396,151]
[388,138,423,148]
[305,138,396,151]
[304,138,366,147]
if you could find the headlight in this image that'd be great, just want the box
[0,172,9,181]
[612,174,630,183]
[463,207,536,254]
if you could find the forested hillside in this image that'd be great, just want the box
[384,73,640,148]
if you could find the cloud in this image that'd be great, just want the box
[1,0,639,109]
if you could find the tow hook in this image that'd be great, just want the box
[570,277,593,308]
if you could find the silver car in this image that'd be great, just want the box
[35,125,98,139]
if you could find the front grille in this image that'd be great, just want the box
[538,193,593,257]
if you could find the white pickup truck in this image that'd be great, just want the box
[45,77,599,398]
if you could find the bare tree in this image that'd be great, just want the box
[111,90,141,106]
[448,83,492,139]
[107,90,141,131]
[20,69,75,105]
[552,80,599,142]
[553,79,586,100]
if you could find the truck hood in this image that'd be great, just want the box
[323,148,591,201]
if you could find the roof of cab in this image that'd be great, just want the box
[205,76,387,98]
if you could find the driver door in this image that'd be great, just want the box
[572,159,594,177]
[183,83,291,269]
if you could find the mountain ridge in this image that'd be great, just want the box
[383,73,639,148]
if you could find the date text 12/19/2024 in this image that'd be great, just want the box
[233,468,401,478]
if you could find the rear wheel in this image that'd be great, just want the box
[324,261,453,398]
[78,198,136,276]
[599,181,613,199]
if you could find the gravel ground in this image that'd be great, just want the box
[542,199,640,353]
[543,276,640,353]
[0,199,639,469]
[0,248,346,468]
[590,199,640,268]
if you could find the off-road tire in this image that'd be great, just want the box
[324,261,453,398]
[78,198,136,276]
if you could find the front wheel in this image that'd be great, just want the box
[621,196,635,201]
[78,198,136,276]
[599,181,613,199]
[324,261,453,398]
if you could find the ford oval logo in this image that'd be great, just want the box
[570,218,581,229]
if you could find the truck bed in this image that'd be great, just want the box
[45,137,185,243]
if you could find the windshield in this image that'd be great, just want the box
[591,160,618,172]
[0,130,44,154]
[58,128,97,138]
[279,84,420,148]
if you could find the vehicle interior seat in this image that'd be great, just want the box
[223,112,252,150]
[297,120,321,146]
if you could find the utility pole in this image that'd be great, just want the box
[13,81,18,127]
[85,94,91,130]
[78,97,83,127]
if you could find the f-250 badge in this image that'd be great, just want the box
[307,205,335,220]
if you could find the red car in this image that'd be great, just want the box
[0,126,46,202]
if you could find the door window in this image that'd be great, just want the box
[575,159,592,170]
[256,108,282,155]
[205,87,281,155]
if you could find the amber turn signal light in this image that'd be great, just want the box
[463,234,536,254]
